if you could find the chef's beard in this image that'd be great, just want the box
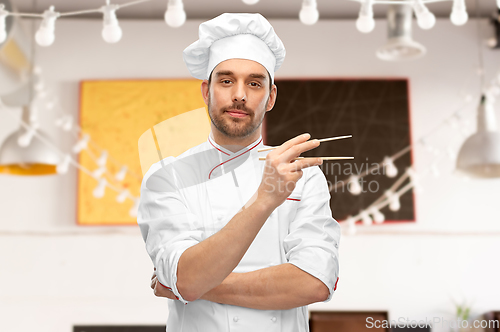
[207,93,269,139]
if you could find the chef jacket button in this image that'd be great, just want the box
[271,316,277,322]
[233,316,239,322]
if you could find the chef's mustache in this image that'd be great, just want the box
[221,104,253,115]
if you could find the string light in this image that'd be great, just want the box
[299,0,319,25]
[72,134,90,154]
[0,4,8,43]
[56,154,72,174]
[356,0,375,33]
[413,0,436,30]
[35,6,59,47]
[383,156,398,178]
[1,100,140,215]
[116,189,129,203]
[115,165,128,181]
[361,210,373,225]
[450,0,468,26]
[96,150,108,167]
[101,2,122,43]
[346,215,357,235]
[387,190,401,211]
[370,207,385,223]
[129,198,139,217]
[17,123,40,147]
[165,0,186,28]
[93,178,107,198]
[348,175,363,195]
[92,166,107,178]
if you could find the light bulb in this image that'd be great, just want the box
[97,150,108,167]
[446,146,456,160]
[450,7,468,26]
[56,154,71,174]
[62,115,73,131]
[242,0,260,4]
[417,11,435,29]
[115,165,127,181]
[361,211,372,226]
[430,162,440,178]
[165,0,186,28]
[413,0,436,30]
[300,0,319,25]
[0,5,8,44]
[356,14,375,33]
[389,194,401,211]
[129,199,139,217]
[17,130,35,147]
[35,6,59,47]
[35,27,55,47]
[116,189,129,203]
[102,24,122,43]
[101,4,122,43]
[348,176,362,195]
[370,207,385,223]
[92,166,106,178]
[73,134,90,154]
[346,216,357,235]
[93,178,107,198]
[383,156,398,178]
[356,0,375,33]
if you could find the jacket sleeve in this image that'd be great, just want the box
[283,166,341,302]
[137,161,203,304]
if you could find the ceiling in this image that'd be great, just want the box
[7,0,498,20]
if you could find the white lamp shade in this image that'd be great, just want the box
[456,96,500,178]
[456,131,500,178]
[0,128,60,174]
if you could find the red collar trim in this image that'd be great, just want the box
[208,137,263,179]
[208,136,230,156]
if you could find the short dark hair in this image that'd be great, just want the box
[208,69,273,92]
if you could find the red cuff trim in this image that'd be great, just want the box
[334,277,339,291]
[158,281,172,290]
[286,198,300,201]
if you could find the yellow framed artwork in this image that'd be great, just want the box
[77,79,208,226]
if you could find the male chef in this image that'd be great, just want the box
[137,13,340,332]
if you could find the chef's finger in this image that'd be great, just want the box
[278,139,320,164]
[287,157,323,172]
[271,133,311,156]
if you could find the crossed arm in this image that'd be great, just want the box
[151,262,329,310]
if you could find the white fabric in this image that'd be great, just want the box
[137,134,340,332]
[182,13,286,84]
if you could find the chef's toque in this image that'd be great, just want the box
[182,13,286,84]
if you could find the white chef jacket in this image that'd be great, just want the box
[137,133,340,332]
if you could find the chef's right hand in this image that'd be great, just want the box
[257,133,322,208]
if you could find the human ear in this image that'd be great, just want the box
[201,80,210,106]
[266,84,277,112]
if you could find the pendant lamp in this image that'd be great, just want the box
[376,4,426,61]
[455,95,500,178]
[0,104,60,175]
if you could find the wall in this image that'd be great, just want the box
[0,17,499,332]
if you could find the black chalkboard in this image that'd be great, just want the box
[264,79,415,223]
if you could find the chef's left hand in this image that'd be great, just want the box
[150,270,179,300]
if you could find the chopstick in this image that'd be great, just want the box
[259,157,354,161]
[257,135,352,152]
